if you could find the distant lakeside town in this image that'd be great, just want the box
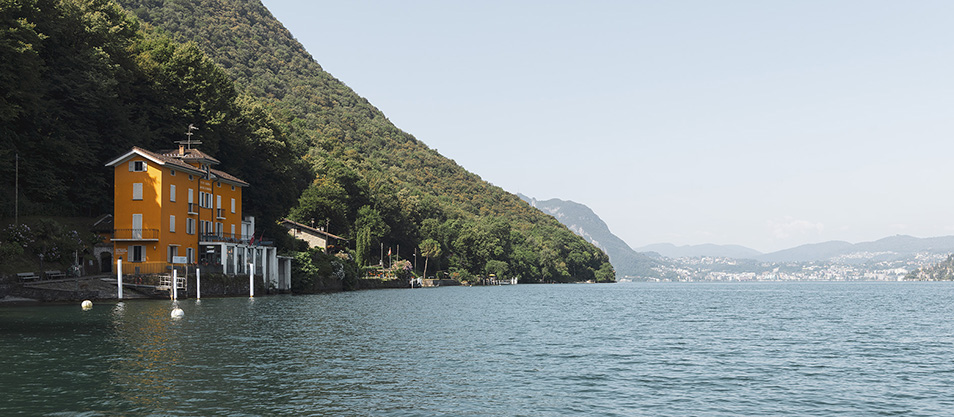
[622,252,949,282]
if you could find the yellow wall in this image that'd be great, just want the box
[113,156,163,266]
[210,179,243,239]
[160,166,201,264]
[112,153,244,270]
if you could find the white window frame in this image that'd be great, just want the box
[131,245,145,262]
[170,184,176,202]
[170,215,176,233]
[132,183,143,200]
[186,218,196,235]
[132,214,142,239]
[129,161,146,172]
[199,191,213,208]
[231,198,236,213]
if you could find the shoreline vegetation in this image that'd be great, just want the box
[0,215,610,305]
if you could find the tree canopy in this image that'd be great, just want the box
[1,0,616,283]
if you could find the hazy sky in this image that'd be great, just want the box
[261,0,954,253]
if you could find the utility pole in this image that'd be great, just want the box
[14,152,18,225]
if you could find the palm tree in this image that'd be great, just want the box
[418,239,441,280]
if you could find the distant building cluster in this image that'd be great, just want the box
[626,252,948,282]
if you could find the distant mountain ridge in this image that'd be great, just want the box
[511,193,954,278]
[757,235,954,263]
[518,194,661,278]
[638,235,954,263]
[635,243,763,259]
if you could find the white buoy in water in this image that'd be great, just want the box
[81,300,92,310]
[171,307,184,319]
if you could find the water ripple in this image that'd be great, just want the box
[4,282,954,415]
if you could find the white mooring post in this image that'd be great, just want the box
[196,268,201,300]
[249,263,254,298]
[117,258,123,300]
[172,269,178,300]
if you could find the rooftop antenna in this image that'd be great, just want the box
[175,124,202,150]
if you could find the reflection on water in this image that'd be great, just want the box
[109,301,184,413]
[4,283,954,415]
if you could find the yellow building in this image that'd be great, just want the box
[106,145,252,274]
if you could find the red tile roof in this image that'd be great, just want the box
[106,146,248,187]
[158,148,221,165]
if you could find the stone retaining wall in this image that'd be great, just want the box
[422,279,461,287]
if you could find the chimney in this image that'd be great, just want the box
[178,144,185,156]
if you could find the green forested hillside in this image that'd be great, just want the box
[2,0,615,282]
[0,0,308,223]
[905,255,954,281]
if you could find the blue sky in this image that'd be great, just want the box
[261,0,954,253]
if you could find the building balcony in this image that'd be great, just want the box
[111,228,159,241]
[199,233,272,246]
[200,232,251,244]
[187,203,198,215]
[216,208,226,219]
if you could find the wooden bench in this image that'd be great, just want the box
[44,270,66,280]
[17,272,39,282]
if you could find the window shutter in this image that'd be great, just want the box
[133,183,143,200]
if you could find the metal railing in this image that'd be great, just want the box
[119,261,184,275]
[112,229,159,240]
[200,233,254,244]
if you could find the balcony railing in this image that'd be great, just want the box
[187,203,198,214]
[216,208,226,219]
[199,233,272,246]
[112,228,159,241]
[200,232,252,244]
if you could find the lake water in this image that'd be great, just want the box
[3,282,954,416]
